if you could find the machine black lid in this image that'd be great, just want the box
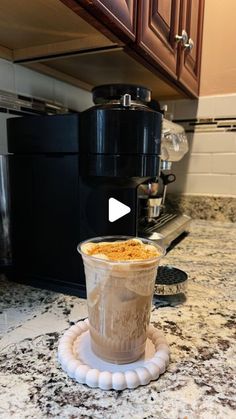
[92,84,152,104]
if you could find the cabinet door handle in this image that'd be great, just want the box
[184,38,194,51]
[174,29,188,45]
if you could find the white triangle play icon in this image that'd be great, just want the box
[108,197,131,222]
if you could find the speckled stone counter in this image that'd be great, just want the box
[166,194,236,222]
[0,220,236,419]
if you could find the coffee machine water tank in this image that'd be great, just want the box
[161,119,188,167]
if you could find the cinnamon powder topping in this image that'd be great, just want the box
[84,239,160,261]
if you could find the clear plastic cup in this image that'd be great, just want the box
[78,236,165,364]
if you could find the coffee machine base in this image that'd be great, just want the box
[6,270,87,297]
[141,213,191,246]
[5,213,190,297]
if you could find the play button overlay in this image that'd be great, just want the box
[108,197,131,222]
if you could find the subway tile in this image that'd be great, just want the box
[0,58,15,92]
[165,96,217,120]
[212,154,236,174]
[168,173,231,195]
[195,96,216,118]
[171,99,198,120]
[54,79,93,111]
[165,94,236,121]
[213,94,236,118]
[169,154,190,174]
[172,151,236,171]
[187,154,212,173]
[159,100,175,120]
[185,174,231,195]
[234,137,236,153]
[169,163,185,176]
[190,132,236,153]
[230,175,236,196]
[168,152,211,175]
[167,172,188,194]
[14,64,54,101]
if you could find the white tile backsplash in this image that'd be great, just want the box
[0,57,93,154]
[230,175,236,195]
[212,94,236,118]
[190,132,236,153]
[162,94,236,120]
[162,99,198,120]
[168,173,232,195]
[212,154,236,174]
[54,79,93,111]
[194,96,216,119]
[0,60,15,92]
[187,154,212,173]
[164,93,236,197]
[185,174,232,195]
[14,64,54,100]
[167,172,187,194]
[0,58,92,108]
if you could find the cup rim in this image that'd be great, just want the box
[77,235,166,265]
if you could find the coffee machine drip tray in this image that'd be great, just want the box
[140,213,191,247]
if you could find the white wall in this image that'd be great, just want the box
[0,58,93,153]
[162,94,236,197]
[200,0,236,95]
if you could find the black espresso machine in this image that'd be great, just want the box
[7,84,169,296]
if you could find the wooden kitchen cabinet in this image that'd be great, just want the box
[137,0,180,79]
[72,0,204,96]
[178,0,205,96]
[0,0,118,62]
[75,0,137,41]
[0,0,204,99]
[137,0,204,96]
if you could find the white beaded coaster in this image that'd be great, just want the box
[58,318,170,391]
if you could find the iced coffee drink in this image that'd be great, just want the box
[78,236,165,364]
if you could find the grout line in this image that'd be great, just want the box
[173,116,236,133]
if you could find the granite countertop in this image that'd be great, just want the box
[0,219,235,419]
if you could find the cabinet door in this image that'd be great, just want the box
[137,0,180,79]
[178,0,204,95]
[78,0,137,40]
